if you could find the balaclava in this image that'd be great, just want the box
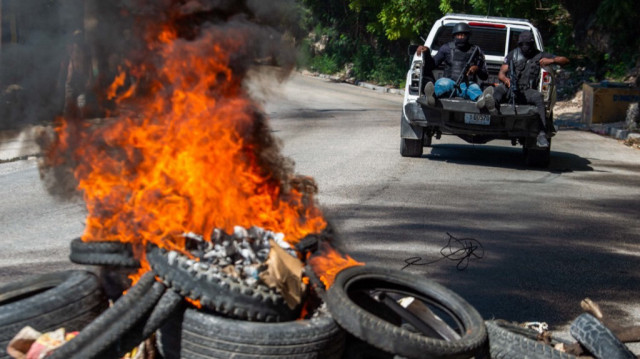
[518,31,535,57]
[455,33,470,50]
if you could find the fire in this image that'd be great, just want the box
[308,242,364,289]
[49,17,326,270]
[44,1,368,299]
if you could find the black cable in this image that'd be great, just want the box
[402,232,484,271]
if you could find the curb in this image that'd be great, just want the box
[587,121,638,141]
[309,72,405,96]
[355,81,404,96]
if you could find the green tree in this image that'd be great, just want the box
[354,0,440,41]
[298,0,640,83]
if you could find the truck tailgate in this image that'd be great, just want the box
[416,97,542,138]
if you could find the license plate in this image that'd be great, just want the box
[464,113,491,125]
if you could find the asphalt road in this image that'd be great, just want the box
[2,71,640,340]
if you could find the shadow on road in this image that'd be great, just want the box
[326,199,640,328]
[425,143,593,172]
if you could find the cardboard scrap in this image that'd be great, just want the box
[259,239,305,309]
[6,326,40,359]
[6,326,76,359]
[6,326,149,359]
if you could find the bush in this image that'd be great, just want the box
[309,54,341,74]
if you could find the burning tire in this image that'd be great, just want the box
[69,237,139,267]
[0,270,108,359]
[48,271,182,359]
[156,306,345,359]
[147,244,296,322]
[485,320,577,359]
[324,265,486,359]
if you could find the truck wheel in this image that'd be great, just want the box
[400,138,423,157]
[525,147,550,167]
[524,137,551,168]
[423,134,433,147]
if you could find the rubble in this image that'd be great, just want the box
[179,225,300,289]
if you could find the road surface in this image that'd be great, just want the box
[2,71,640,340]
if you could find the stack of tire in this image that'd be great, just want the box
[67,240,640,359]
[145,243,345,359]
[68,239,346,358]
[2,238,637,359]
[0,270,108,359]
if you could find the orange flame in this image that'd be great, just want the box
[308,242,364,289]
[47,8,365,296]
[52,23,326,266]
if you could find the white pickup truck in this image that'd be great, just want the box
[400,14,557,167]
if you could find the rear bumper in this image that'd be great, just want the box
[412,98,545,139]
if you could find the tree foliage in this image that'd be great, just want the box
[298,0,640,84]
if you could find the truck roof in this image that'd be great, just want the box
[425,13,543,59]
[441,13,533,27]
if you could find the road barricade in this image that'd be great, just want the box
[582,82,640,124]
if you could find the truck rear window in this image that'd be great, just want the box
[508,29,528,53]
[432,24,507,57]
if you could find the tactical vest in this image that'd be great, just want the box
[512,48,543,91]
[443,42,478,82]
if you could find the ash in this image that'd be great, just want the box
[182,226,298,287]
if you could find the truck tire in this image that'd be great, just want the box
[156,307,345,359]
[400,138,423,157]
[524,138,551,168]
[325,265,486,359]
[569,313,636,359]
[0,270,108,359]
[424,133,433,147]
[525,147,551,167]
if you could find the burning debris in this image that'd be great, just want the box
[1,0,364,357]
[179,225,298,288]
[34,0,362,326]
[39,0,328,278]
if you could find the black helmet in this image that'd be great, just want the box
[452,23,471,36]
[517,31,534,44]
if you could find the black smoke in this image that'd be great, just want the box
[0,0,83,131]
[1,0,302,129]
[37,0,312,202]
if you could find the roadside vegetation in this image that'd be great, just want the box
[295,0,640,94]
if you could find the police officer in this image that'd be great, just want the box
[492,31,569,147]
[417,22,494,109]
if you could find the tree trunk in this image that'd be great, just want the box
[559,0,601,47]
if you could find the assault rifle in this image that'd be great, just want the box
[508,58,518,114]
[449,46,480,99]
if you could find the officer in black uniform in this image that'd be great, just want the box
[492,31,569,147]
[417,22,493,109]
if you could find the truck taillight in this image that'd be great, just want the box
[541,69,551,97]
